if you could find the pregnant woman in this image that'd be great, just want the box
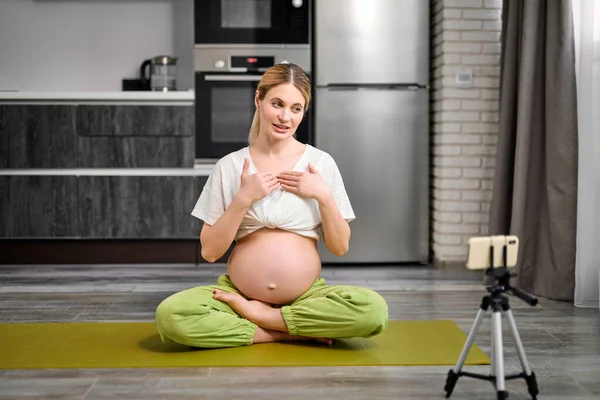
[155,63,389,348]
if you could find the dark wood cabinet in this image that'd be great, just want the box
[76,105,193,137]
[0,110,8,169]
[77,175,206,238]
[77,136,195,168]
[0,174,207,239]
[0,102,205,243]
[76,105,195,168]
[0,176,78,237]
[0,104,195,169]
[0,105,77,168]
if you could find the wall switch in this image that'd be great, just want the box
[454,69,473,88]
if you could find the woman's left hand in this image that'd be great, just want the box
[277,163,330,200]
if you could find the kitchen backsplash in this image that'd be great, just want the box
[0,0,193,92]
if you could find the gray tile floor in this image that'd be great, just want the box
[0,264,599,399]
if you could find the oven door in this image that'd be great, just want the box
[195,72,311,160]
[194,0,309,45]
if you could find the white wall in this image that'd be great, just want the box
[0,0,193,92]
[173,0,194,91]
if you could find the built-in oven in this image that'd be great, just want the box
[194,0,310,45]
[194,51,312,161]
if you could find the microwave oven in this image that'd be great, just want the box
[194,0,310,45]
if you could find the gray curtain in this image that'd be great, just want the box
[489,0,579,301]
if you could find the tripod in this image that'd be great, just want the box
[444,244,539,400]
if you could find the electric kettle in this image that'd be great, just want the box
[140,56,178,91]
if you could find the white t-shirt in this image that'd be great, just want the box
[191,144,355,241]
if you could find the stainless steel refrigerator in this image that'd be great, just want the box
[314,0,430,264]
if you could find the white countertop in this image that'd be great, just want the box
[0,166,215,176]
[0,91,195,105]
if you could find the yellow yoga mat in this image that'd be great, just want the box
[0,320,489,369]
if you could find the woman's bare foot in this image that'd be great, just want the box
[213,290,333,346]
[213,289,272,323]
[253,327,333,346]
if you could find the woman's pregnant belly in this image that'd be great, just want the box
[227,228,322,305]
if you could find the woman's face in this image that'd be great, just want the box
[256,83,306,142]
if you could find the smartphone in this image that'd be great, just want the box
[466,235,519,270]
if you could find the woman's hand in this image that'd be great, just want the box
[277,163,331,201]
[236,158,280,206]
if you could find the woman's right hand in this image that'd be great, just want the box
[235,158,280,207]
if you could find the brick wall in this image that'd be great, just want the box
[430,0,503,265]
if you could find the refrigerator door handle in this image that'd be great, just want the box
[321,83,426,91]
[322,84,359,91]
[203,75,263,82]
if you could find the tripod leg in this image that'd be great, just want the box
[453,309,486,373]
[505,309,538,399]
[445,307,487,398]
[490,318,495,377]
[492,310,507,398]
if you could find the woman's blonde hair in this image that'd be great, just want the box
[248,63,311,145]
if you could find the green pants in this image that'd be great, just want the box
[155,274,389,348]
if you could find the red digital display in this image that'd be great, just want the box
[231,55,273,69]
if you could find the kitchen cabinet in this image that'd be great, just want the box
[76,105,195,168]
[0,105,77,168]
[0,94,206,265]
[0,175,207,239]
[0,176,78,237]
[77,136,195,168]
[76,105,193,137]
[77,175,206,239]
[0,98,204,241]
[0,112,8,168]
[0,104,195,169]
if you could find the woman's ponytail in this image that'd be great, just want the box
[248,109,260,145]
